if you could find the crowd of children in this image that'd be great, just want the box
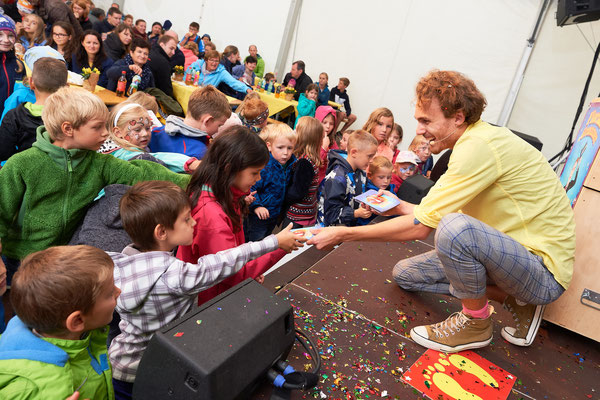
[0,9,439,399]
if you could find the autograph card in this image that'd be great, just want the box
[354,189,401,213]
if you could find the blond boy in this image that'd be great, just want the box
[317,130,377,226]
[0,87,189,283]
[245,124,298,241]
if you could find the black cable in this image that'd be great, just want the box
[294,328,321,374]
[549,38,600,163]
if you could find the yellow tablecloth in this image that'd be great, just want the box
[172,81,241,114]
[256,91,298,116]
[172,81,297,117]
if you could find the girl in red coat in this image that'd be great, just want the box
[177,125,293,305]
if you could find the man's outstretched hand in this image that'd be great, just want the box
[307,226,344,251]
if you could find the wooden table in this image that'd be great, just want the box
[68,83,127,106]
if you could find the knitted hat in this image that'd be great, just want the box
[0,14,16,35]
[201,33,211,41]
[315,105,336,124]
[17,0,35,15]
[24,46,65,70]
[162,19,172,31]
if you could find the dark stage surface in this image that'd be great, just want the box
[254,237,600,399]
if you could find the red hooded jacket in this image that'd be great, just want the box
[177,186,285,305]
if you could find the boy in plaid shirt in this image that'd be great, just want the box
[108,181,303,399]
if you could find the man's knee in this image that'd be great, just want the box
[434,213,476,252]
[347,114,357,122]
[392,261,420,291]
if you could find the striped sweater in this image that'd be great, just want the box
[286,155,320,222]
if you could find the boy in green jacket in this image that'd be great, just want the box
[0,86,190,282]
[0,245,120,399]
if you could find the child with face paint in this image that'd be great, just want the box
[100,102,201,173]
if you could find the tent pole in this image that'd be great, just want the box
[497,0,552,127]
[274,0,303,81]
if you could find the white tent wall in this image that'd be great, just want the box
[118,0,542,150]
[283,0,539,149]
[507,5,600,160]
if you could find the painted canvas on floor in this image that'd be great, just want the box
[401,349,516,400]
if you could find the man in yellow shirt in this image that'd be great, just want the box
[309,70,575,353]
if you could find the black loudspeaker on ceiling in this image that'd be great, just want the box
[557,0,600,26]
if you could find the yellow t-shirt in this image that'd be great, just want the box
[413,120,575,289]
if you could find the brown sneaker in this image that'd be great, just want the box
[501,296,544,346]
[410,306,494,353]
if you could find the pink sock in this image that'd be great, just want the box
[462,304,490,319]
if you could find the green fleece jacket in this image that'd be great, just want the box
[0,317,113,400]
[0,127,191,260]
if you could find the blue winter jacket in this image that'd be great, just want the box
[70,56,114,88]
[149,115,210,159]
[0,51,23,117]
[250,154,296,218]
[187,59,250,95]
[317,150,367,227]
[0,82,34,122]
[316,84,329,107]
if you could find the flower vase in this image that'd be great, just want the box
[83,73,99,92]
[174,73,184,82]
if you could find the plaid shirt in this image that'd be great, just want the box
[107,235,279,382]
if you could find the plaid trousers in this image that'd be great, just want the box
[393,213,564,305]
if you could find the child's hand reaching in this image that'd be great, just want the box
[322,135,330,151]
[254,207,270,220]
[255,274,265,284]
[354,206,372,219]
[244,191,257,205]
[275,223,306,253]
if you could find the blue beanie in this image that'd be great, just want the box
[0,14,16,35]
[163,19,172,31]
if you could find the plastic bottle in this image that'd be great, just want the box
[267,81,274,93]
[127,75,141,96]
[185,67,193,85]
[116,71,127,97]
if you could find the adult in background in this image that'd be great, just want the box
[248,44,264,78]
[92,5,120,40]
[31,0,83,38]
[132,19,146,41]
[163,29,184,69]
[147,21,161,46]
[309,69,575,353]
[48,21,76,66]
[147,34,176,98]
[103,23,132,61]
[188,49,251,97]
[88,8,105,27]
[282,60,312,101]
[70,0,92,31]
[106,37,154,93]
[71,29,113,87]
[123,14,133,27]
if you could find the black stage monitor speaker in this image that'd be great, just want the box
[512,129,544,151]
[557,0,600,26]
[397,174,435,205]
[132,279,295,400]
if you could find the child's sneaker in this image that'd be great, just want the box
[501,296,545,347]
[410,306,494,353]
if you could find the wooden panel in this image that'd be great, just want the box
[544,187,600,341]
[582,149,600,191]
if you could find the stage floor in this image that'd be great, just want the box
[255,236,600,399]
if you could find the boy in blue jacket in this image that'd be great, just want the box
[149,85,231,159]
[357,156,398,226]
[246,124,297,241]
[317,131,377,227]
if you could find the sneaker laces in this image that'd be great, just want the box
[431,312,470,338]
